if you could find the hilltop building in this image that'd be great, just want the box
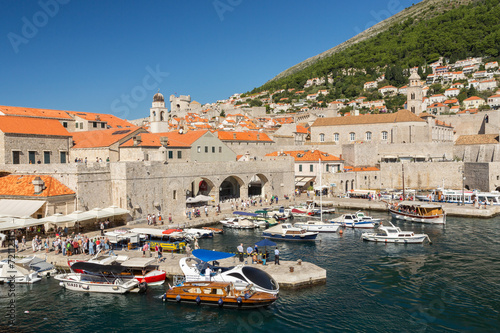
[407,72,424,115]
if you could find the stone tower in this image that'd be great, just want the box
[149,91,170,133]
[407,72,423,115]
[170,94,191,117]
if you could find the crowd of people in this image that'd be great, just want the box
[236,243,280,265]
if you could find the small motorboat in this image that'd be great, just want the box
[0,259,41,284]
[355,211,381,224]
[56,262,145,294]
[203,227,223,234]
[220,217,256,229]
[262,223,318,241]
[361,222,432,244]
[330,214,376,229]
[184,228,213,238]
[294,220,340,233]
[162,281,278,309]
[179,250,279,295]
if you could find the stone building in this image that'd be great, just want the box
[0,116,72,164]
[216,131,276,156]
[407,72,424,115]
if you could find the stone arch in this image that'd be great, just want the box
[160,111,165,121]
[248,173,269,198]
[219,175,244,200]
[351,179,355,190]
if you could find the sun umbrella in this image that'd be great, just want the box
[87,208,114,220]
[102,206,130,216]
[65,210,95,222]
[255,239,276,263]
[14,216,42,228]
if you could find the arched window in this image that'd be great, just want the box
[411,106,416,113]
[334,133,339,142]
[382,131,388,140]
[366,131,372,141]
[411,93,415,100]
[160,111,165,121]
[349,132,355,142]
[319,133,325,142]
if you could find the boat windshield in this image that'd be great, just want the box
[241,266,277,291]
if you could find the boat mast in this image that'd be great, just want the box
[402,163,405,200]
[319,158,323,222]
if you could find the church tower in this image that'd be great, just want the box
[149,91,170,133]
[407,72,423,115]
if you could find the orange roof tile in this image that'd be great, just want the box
[120,133,162,147]
[217,131,273,142]
[67,111,135,129]
[296,125,308,134]
[265,150,342,162]
[312,109,424,127]
[0,175,75,197]
[155,130,208,147]
[0,116,70,136]
[0,105,73,120]
[344,166,379,172]
[71,127,143,148]
[464,96,484,101]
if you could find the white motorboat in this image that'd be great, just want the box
[220,217,256,229]
[0,259,41,284]
[56,262,144,293]
[294,220,340,233]
[262,223,318,241]
[361,222,432,244]
[330,214,376,229]
[184,228,213,238]
[179,250,279,295]
[355,211,381,224]
[388,201,446,224]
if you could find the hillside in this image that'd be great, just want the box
[258,0,498,93]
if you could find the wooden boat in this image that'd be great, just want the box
[388,201,446,224]
[162,281,278,309]
[262,223,318,241]
[361,222,432,244]
[55,262,145,294]
[203,227,223,234]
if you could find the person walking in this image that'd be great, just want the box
[237,243,244,262]
[100,222,104,236]
[168,213,172,225]
[274,247,280,265]
[21,236,26,251]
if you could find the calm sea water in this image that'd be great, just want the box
[1,209,500,332]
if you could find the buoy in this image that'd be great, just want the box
[338,229,343,235]
[237,296,242,304]
[218,298,223,307]
[176,295,181,302]
[196,296,201,305]
[244,293,250,300]
[24,311,29,314]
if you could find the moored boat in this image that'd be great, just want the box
[0,259,41,284]
[262,223,318,241]
[294,220,340,233]
[220,217,256,229]
[330,214,376,229]
[361,222,432,244]
[388,201,446,224]
[162,281,278,309]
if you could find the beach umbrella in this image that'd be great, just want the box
[39,213,77,231]
[255,238,276,261]
[87,208,114,220]
[14,216,42,228]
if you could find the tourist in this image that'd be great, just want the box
[14,238,18,253]
[21,235,26,251]
[254,244,259,254]
[62,239,66,256]
[237,243,244,262]
[194,238,200,250]
[185,243,191,257]
[205,266,212,281]
[252,252,258,264]
[158,245,163,261]
[142,243,148,257]
[158,213,163,225]
[246,245,253,256]
[152,214,156,226]
[168,213,172,225]
[204,205,208,216]
[89,239,94,255]
[274,247,280,265]
[100,222,104,236]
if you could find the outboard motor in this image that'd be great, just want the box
[139,279,148,293]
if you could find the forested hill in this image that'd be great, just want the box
[254,0,500,93]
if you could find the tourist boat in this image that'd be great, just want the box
[427,188,500,206]
[55,262,146,293]
[293,220,340,233]
[219,217,256,229]
[330,214,376,229]
[265,207,293,219]
[162,281,278,309]
[203,227,223,234]
[355,211,381,224]
[130,228,187,251]
[262,223,318,241]
[68,255,166,286]
[361,222,432,244]
[0,259,42,284]
[388,201,446,224]
[179,249,279,295]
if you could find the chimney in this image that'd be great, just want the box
[133,135,142,146]
[160,137,169,146]
[32,176,45,195]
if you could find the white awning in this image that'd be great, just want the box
[295,177,315,187]
[103,206,130,215]
[0,200,46,218]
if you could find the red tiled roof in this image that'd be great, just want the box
[217,131,273,142]
[71,127,142,148]
[265,150,341,162]
[0,175,75,197]
[155,130,208,147]
[0,116,70,136]
[312,109,424,127]
[67,111,135,129]
[0,105,73,120]
[344,166,379,172]
[296,125,308,134]
[120,133,162,147]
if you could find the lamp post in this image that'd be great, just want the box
[462,169,466,206]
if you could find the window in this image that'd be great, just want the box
[319,133,325,142]
[60,151,66,164]
[80,122,84,129]
[299,165,302,172]
[334,133,339,142]
[12,151,20,165]
[177,151,182,159]
[29,151,36,164]
[62,122,67,128]
[168,151,173,159]
[44,151,50,164]
[326,164,329,172]
[173,190,177,200]
[349,132,355,141]
[310,164,313,172]
[382,131,388,140]
[101,123,105,128]
[219,147,222,153]
[212,146,215,153]
[366,131,372,141]
[93,122,97,128]
[197,146,201,153]
[205,146,208,153]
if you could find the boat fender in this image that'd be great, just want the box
[196,296,201,305]
[237,296,242,304]
[139,282,148,293]
[176,295,181,302]
[244,293,250,300]
[218,298,223,307]
[162,293,166,302]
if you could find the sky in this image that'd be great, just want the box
[1,0,420,121]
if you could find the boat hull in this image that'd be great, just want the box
[389,209,446,224]
[262,232,317,241]
[361,234,427,243]
[55,274,139,293]
[164,295,276,309]
[294,223,339,233]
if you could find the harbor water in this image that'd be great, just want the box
[1,210,499,332]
